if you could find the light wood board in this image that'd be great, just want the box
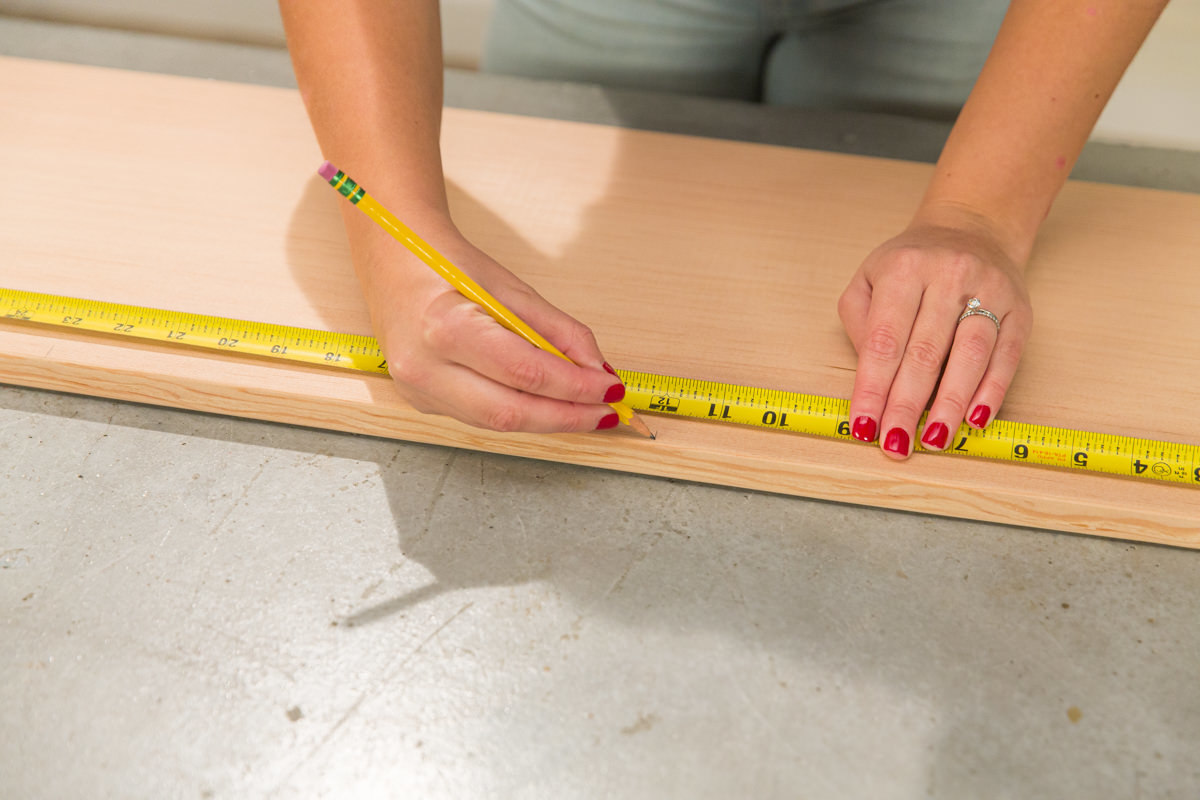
[2,57,1199,545]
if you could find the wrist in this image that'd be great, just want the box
[909,199,1035,269]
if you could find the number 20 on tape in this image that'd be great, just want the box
[3,287,1198,488]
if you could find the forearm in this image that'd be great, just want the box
[279,0,449,226]
[916,0,1168,265]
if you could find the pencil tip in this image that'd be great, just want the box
[627,413,656,440]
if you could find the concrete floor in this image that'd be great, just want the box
[3,18,1200,800]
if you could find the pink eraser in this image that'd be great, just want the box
[317,160,338,181]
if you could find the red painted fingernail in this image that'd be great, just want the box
[921,421,949,450]
[851,415,878,442]
[602,362,618,376]
[595,412,620,430]
[603,383,626,403]
[968,405,992,428]
[883,427,910,456]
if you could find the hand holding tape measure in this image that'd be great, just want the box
[2,284,1197,487]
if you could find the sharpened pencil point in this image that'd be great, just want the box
[628,413,655,439]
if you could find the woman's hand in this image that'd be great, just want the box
[352,215,627,434]
[833,0,1168,460]
[279,2,624,433]
[837,210,1032,459]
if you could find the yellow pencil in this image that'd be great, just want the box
[318,161,653,438]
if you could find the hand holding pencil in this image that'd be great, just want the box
[319,162,653,438]
[282,6,648,436]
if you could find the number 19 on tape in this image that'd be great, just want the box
[3,287,1197,487]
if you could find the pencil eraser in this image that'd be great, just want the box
[317,160,338,181]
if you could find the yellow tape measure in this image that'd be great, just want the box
[4,287,1198,487]
[1,287,389,374]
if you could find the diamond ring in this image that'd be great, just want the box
[957,297,1000,332]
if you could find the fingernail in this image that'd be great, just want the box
[921,421,949,450]
[968,405,992,428]
[883,427,910,456]
[851,415,878,442]
[595,412,620,431]
[603,383,626,403]
[602,362,618,376]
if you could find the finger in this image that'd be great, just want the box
[423,294,624,406]
[965,315,1029,430]
[490,281,610,371]
[845,283,922,444]
[401,358,619,434]
[918,312,1000,451]
[876,294,964,459]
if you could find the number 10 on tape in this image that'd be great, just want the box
[618,371,1200,487]
[2,287,1197,487]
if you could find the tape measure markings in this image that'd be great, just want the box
[3,287,1197,487]
[620,368,1199,480]
[2,287,387,373]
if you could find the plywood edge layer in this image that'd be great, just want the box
[3,334,1196,548]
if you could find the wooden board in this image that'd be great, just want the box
[2,56,1198,545]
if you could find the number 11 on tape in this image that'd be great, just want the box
[2,287,1198,487]
[618,370,1200,487]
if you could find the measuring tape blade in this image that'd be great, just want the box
[4,287,1197,488]
[620,371,1200,487]
[1,287,387,374]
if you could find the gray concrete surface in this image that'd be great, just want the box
[3,17,1200,800]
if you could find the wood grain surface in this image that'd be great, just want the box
[2,57,1198,545]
